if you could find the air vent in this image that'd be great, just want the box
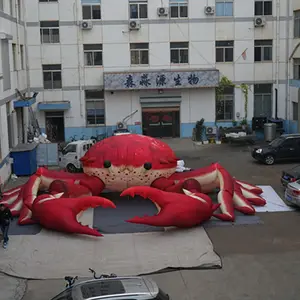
[254,16,266,27]
[80,21,93,30]
[157,7,168,16]
[129,20,141,30]
[204,6,215,15]
[206,127,217,135]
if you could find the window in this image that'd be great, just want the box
[294,58,300,80]
[62,144,77,154]
[82,5,101,19]
[254,84,272,117]
[170,0,188,18]
[12,43,17,71]
[83,44,103,66]
[216,86,234,120]
[0,0,3,11]
[85,90,105,125]
[20,45,24,70]
[40,21,60,44]
[215,0,233,16]
[42,64,62,89]
[254,40,272,62]
[294,10,300,38]
[17,0,21,19]
[216,41,234,62]
[10,0,14,16]
[129,1,147,19]
[293,102,298,121]
[255,0,272,16]
[1,40,11,91]
[281,138,298,148]
[130,43,149,65]
[170,42,189,64]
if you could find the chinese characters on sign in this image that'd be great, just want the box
[126,73,200,88]
[104,70,219,90]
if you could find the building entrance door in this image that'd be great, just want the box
[142,107,180,138]
[45,111,65,142]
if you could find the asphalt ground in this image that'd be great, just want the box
[3,139,300,300]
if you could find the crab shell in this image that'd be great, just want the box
[80,134,179,191]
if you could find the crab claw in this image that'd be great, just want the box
[121,186,217,228]
[31,195,116,236]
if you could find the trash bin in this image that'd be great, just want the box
[10,143,38,176]
[264,123,277,142]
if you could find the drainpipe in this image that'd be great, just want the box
[285,0,291,125]
[74,0,83,118]
[22,0,31,143]
[275,0,280,119]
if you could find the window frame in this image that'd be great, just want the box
[253,84,273,118]
[215,41,234,63]
[20,45,24,70]
[83,44,103,66]
[215,0,233,17]
[294,58,300,80]
[40,21,60,44]
[42,64,62,90]
[216,87,234,121]
[130,43,149,65]
[12,43,17,71]
[85,90,105,126]
[254,0,272,16]
[82,4,101,20]
[170,42,189,64]
[294,10,300,38]
[254,40,273,62]
[129,1,148,19]
[169,0,188,18]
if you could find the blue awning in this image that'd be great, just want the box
[290,79,300,88]
[14,97,36,108]
[38,101,71,111]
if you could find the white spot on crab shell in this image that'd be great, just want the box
[83,165,176,192]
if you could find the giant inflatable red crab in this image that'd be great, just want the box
[1,134,266,236]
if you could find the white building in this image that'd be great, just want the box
[0,0,300,184]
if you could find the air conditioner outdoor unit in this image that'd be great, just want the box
[206,126,217,135]
[254,16,266,27]
[80,20,93,30]
[129,20,141,30]
[157,7,168,16]
[204,6,215,15]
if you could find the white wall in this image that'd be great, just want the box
[23,0,294,128]
[0,0,27,184]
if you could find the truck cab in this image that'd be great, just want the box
[59,140,96,172]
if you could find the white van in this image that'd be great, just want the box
[59,140,96,172]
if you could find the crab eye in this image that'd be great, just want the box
[144,162,152,170]
[103,160,111,168]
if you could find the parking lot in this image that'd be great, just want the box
[4,139,300,300]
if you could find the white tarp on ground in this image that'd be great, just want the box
[0,227,221,279]
[255,186,295,212]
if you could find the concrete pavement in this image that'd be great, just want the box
[3,140,300,300]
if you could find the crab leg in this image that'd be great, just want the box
[1,167,106,225]
[121,186,219,228]
[168,162,266,220]
[32,195,116,236]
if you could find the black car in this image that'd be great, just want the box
[252,134,300,165]
[281,165,300,187]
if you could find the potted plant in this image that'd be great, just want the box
[195,118,206,143]
[240,118,248,130]
[232,120,237,127]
